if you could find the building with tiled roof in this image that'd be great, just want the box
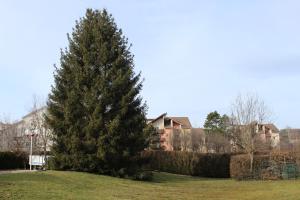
[148,113,205,151]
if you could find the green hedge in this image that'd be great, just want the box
[141,151,231,178]
[230,152,299,180]
[192,153,231,178]
[0,152,28,170]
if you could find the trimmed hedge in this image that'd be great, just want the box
[0,152,28,170]
[141,150,231,178]
[230,152,299,180]
[192,153,231,178]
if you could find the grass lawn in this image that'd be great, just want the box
[0,171,300,200]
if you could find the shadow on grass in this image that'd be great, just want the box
[0,171,74,185]
[0,170,234,186]
[151,171,230,183]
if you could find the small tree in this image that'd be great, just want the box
[204,111,230,135]
[230,94,271,174]
[144,124,161,150]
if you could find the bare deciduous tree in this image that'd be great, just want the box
[169,129,181,151]
[230,93,271,173]
[0,115,26,152]
[191,129,206,152]
[11,124,26,152]
[206,133,231,153]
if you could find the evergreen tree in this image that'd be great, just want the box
[204,111,231,153]
[46,9,148,175]
[204,111,229,135]
[144,124,161,150]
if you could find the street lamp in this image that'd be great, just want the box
[25,129,37,171]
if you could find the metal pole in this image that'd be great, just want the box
[30,134,33,171]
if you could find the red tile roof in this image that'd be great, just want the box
[168,117,192,129]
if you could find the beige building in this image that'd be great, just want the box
[148,113,205,152]
[280,128,300,151]
[148,114,281,153]
[0,122,11,151]
[257,124,280,148]
[0,106,52,153]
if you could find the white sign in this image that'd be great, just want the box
[29,155,47,166]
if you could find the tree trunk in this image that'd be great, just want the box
[249,152,254,177]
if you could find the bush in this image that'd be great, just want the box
[134,170,153,181]
[0,152,28,170]
[191,153,231,178]
[230,154,268,180]
[230,152,299,180]
[141,151,231,178]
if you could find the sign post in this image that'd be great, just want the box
[25,129,37,171]
[30,133,33,170]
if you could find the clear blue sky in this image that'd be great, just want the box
[1,0,300,128]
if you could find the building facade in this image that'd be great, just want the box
[257,123,280,149]
[280,128,300,151]
[0,107,52,153]
[148,113,205,152]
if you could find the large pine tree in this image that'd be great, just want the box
[46,9,148,175]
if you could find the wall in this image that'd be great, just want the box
[151,117,164,130]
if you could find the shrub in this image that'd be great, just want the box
[191,153,231,178]
[230,154,268,180]
[0,152,28,170]
[134,170,153,181]
[141,151,231,178]
[230,152,299,180]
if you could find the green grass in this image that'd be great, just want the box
[0,171,300,200]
